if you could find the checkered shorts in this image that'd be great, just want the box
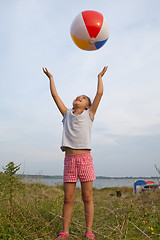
[63,152,96,182]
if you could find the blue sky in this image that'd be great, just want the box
[0,0,160,177]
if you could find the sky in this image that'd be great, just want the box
[0,0,160,177]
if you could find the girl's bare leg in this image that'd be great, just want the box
[63,182,76,234]
[81,181,94,234]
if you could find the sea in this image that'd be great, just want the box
[20,175,160,189]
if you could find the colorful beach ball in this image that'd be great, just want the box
[70,10,109,51]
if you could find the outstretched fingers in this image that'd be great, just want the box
[101,66,108,76]
[43,67,48,74]
[42,67,53,79]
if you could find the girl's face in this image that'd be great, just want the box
[73,95,90,110]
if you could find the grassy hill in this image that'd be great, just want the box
[0,172,159,239]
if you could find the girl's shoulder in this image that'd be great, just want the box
[62,108,70,121]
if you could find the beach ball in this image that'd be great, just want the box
[70,10,109,51]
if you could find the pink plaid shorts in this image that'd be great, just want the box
[63,152,96,182]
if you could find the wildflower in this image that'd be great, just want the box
[149,227,154,231]
[143,220,147,224]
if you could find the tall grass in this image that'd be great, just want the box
[0,164,160,239]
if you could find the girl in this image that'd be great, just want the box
[43,66,108,240]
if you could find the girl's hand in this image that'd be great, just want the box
[98,66,108,78]
[43,67,53,79]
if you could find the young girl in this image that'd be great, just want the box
[43,66,108,240]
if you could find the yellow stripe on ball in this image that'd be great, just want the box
[71,33,90,50]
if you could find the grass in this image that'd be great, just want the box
[0,172,160,240]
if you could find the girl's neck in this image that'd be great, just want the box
[72,108,86,115]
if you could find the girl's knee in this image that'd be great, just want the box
[64,193,75,204]
[82,190,93,203]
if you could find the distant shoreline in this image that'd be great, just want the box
[18,174,160,180]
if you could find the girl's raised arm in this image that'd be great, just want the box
[89,66,108,119]
[43,68,67,116]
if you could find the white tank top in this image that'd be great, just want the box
[61,109,93,151]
